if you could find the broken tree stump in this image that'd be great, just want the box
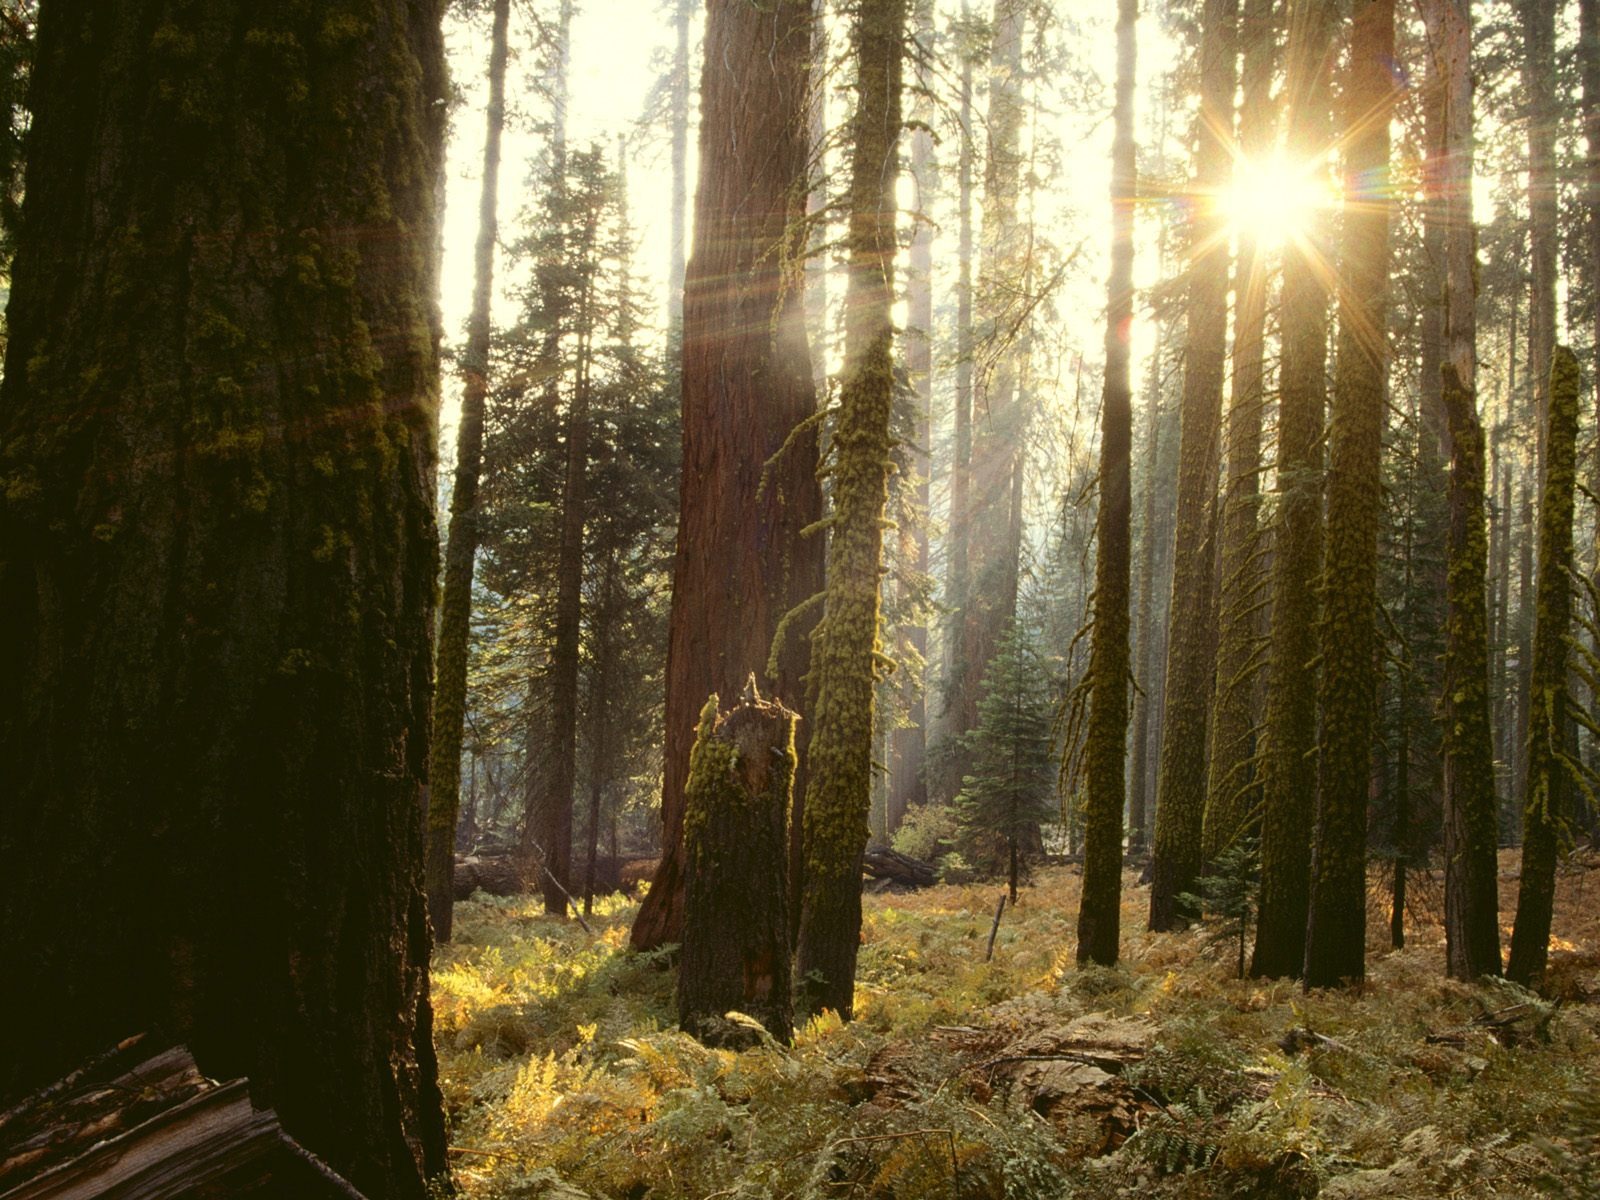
[678,681,796,1047]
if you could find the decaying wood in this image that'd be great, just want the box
[862,847,938,890]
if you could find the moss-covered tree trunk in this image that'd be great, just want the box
[1508,348,1581,987]
[794,0,905,1020]
[0,3,448,1193]
[679,688,796,1045]
[1251,0,1335,980]
[1149,0,1236,932]
[1304,0,1393,990]
[1076,0,1136,969]
[1523,0,1558,490]
[1129,313,1166,854]
[428,0,511,943]
[631,0,824,952]
[1424,0,1502,982]
[1203,0,1275,865]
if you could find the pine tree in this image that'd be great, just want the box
[955,622,1057,902]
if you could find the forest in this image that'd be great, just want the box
[0,0,1598,1197]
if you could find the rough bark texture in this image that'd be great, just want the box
[679,690,796,1045]
[428,0,510,943]
[1522,0,1558,489]
[632,0,824,952]
[1203,0,1276,865]
[0,3,448,1194]
[794,0,905,1020]
[1304,0,1393,990]
[1149,0,1236,932]
[1252,0,1335,980]
[1423,0,1502,982]
[1128,316,1166,853]
[1076,0,1136,969]
[1508,348,1581,987]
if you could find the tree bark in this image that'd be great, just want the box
[794,0,906,1020]
[667,0,693,335]
[1149,0,1236,931]
[1508,347,1581,987]
[1424,0,1502,982]
[1076,0,1136,969]
[1252,0,1336,979]
[679,689,796,1045]
[631,0,825,952]
[1304,0,1393,990]
[1128,314,1166,853]
[0,4,449,1193]
[428,0,511,944]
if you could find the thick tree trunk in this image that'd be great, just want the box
[428,0,511,944]
[1508,348,1581,987]
[632,0,824,952]
[0,4,449,1194]
[794,0,905,1020]
[1425,0,1502,982]
[1204,0,1276,865]
[1523,0,1558,489]
[1128,317,1166,853]
[1252,0,1335,980]
[679,689,796,1045]
[1304,0,1393,990]
[1076,0,1136,969]
[1149,0,1236,932]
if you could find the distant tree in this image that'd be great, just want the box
[1076,0,1136,968]
[0,4,449,1193]
[955,622,1057,902]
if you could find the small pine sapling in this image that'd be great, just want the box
[1181,837,1261,979]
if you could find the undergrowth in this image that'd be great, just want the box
[432,857,1600,1198]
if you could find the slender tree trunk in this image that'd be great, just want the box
[1523,0,1559,488]
[1252,0,1336,979]
[1204,0,1277,864]
[0,4,449,1191]
[1424,0,1502,981]
[428,0,511,943]
[794,0,906,1020]
[1509,348,1581,986]
[1304,0,1393,989]
[890,0,936,829]
[583,552,619,919]
[1129,317,1166,853]
[1076,0,1136,969]
[1149,0,1236,931]
[632,0,824,951]
[667,0,692,334]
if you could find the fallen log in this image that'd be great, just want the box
[451,853,658,901]
[862,847,938,890]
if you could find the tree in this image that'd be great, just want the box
[428,0,511,942]
[0,4,448,1194]
[1253,0,1336,980]
[1149,0,1236,931]
[1076,0,1136,968]
[1423,0,1501,982]
[955,622,1057,902]
[1304,0,1394,990]
[631,0,825,952]
[794,0,906,1020]
[1508,347,1581,987]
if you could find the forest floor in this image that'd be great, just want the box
[431,852,1600,1199]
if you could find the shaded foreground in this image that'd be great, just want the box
[433,858,1600,1198]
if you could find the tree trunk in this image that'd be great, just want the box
[631,0,824,952]
[1076,0,1136,969]
[1522,0,1559,489]
[794,0,906,1020]
[1149,0,1236,931]
[890,0,936,831]
[428,0,511,944]
[0,4,448,1193]
[1128,315,1166,853]
[1424,0,1502,982]
[667,0,692,335]
[679,689,796,1045]
[583,552,619,919]
[1508,347,1581,987]
[1204,0,1276,865]
[1304,0,1393,990]
[1252,0,1335,979]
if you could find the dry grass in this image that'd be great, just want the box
[431,854,1600,1199]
